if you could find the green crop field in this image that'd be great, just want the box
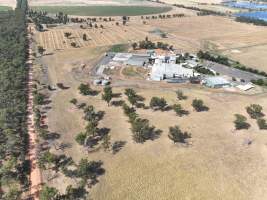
[31,5,172,16]
[0,6,12,11]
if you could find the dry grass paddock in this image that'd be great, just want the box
[29,3,267,198]
[33,37,267,199]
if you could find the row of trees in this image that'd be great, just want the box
[141,13,185,20]
[149,91,208,113]
[78,83,98,96]
[251,79,267,87]
[122,88,193,144]
[73,103,105,147]
[0,1,30,199]
[198,50,267,77]
[122,103,160,143]
[132,37,173,50]
[197,50,230,66]
[29,10,68,31]
[173,4,226,16]
[236,16,267,26]
[39,157,104,200]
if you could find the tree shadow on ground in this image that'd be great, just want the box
[111,100,125,107]
[112,93,122,98]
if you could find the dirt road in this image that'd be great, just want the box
[27,28,42,200]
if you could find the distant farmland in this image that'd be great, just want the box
[0,6,11,11]
[31,5,172,16]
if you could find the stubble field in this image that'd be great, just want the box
[36,14,267,72]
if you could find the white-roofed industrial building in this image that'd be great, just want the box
[150,58,195,81]
[204,77,231,88]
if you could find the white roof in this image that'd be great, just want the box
[150,61,194,81]
[112,53,132,62]
[237,84,254,91]
[205,76,230,85]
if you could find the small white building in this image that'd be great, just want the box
[112,53,132,62]
[185,60,199,69]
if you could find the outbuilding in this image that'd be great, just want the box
[204,76,231,88]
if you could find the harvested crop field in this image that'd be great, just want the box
[35,22,159,50]
[146,16,267,72]
[35,15,267,72]
[31,5,172,16]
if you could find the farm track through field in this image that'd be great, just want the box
[50,31,57,50]
[73,30,84,47]
[27,27,42,200]
[86,29,97,46]
[60,30,69,49]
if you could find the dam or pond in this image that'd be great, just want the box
[235,11,267,21]
[226,2,267,9]
[226,2,267,21]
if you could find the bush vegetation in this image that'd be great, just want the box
[176,90,187,100]
[0,1,30,198]
[132,37,173,50]
[78,83,98,96]
[102,86,113,106]
[251,79,267,87]
[236,16,267,26]
[246,104,264,119]
[257,118,267,130]
[122,103,161,143]
[124,88,145,108]
[168,126,191,143]
[197,50,267,77]
[150,97,168,111]
[173,4,226,16]
[192,99,208,112]
[173,104,189,117]
[234,114,250,130]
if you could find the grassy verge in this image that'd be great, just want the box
[109,44,128,52]
[30,5,172,16]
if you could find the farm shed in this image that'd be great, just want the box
[204,77,231,88]
[126,54,150,66]
[112,53,132,62]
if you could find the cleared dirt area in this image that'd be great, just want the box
[33,26,267,199]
